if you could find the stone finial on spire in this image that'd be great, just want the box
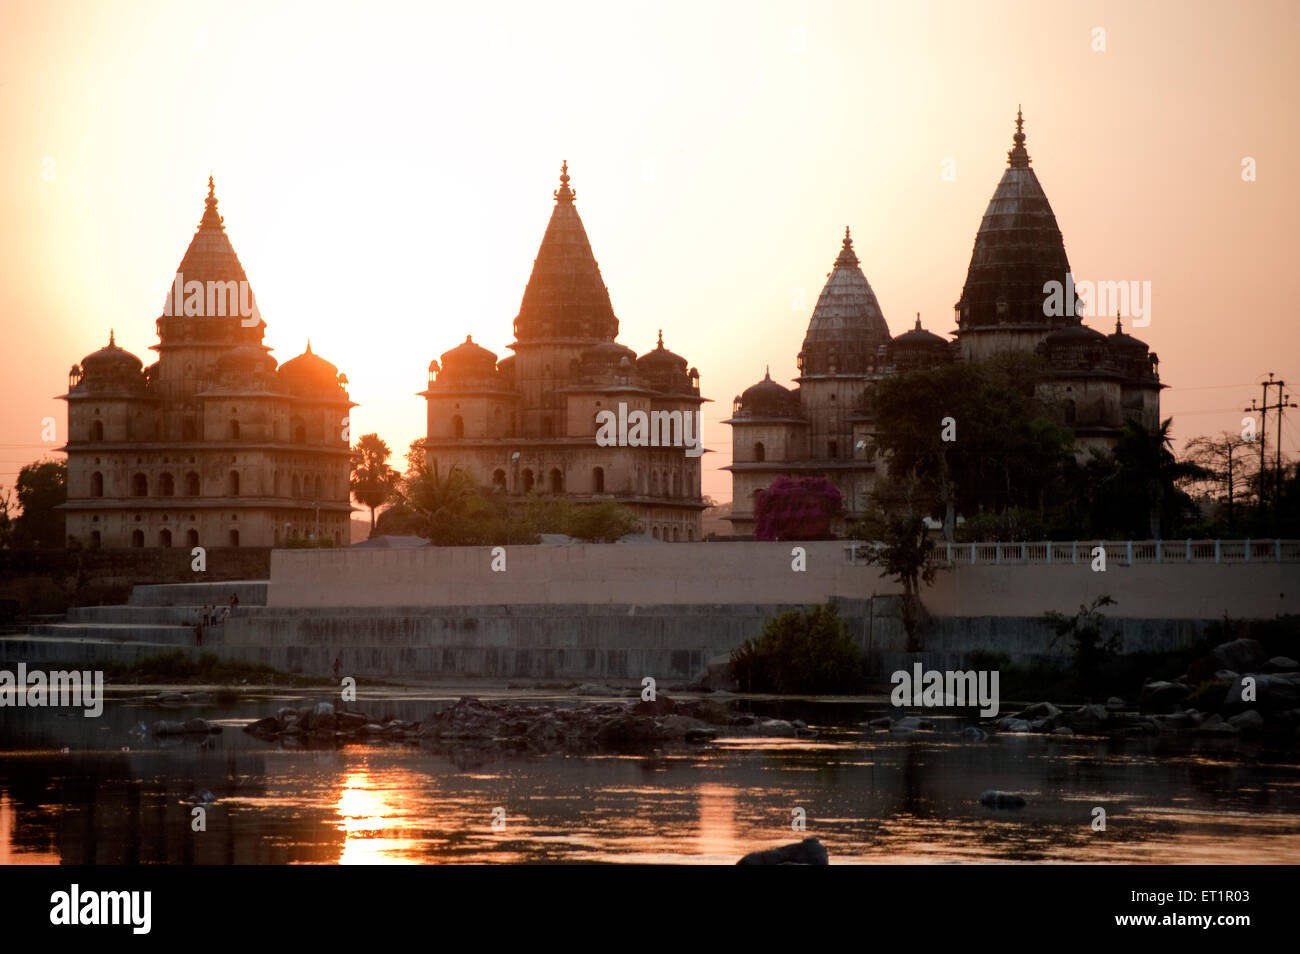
[1115,310,1123,334]
[305,338,312,354]
[200,174,225,231]
[554,160,575,204]
[915,312,922,330]
[657,328,664,348]
[109,328,116,346]
[834,226,860,267]
[1008,105,1031,169]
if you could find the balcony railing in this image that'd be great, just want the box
[844,539,1300,566]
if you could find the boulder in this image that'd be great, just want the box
[961,726,988,742]
[1212,638,1267,674]
[1064,704,1109,729]
[1015,702,1061,721]
[1267,657,1299,673]
[866,716,893,728]
[156,691,187,706]
[737,837,828,865]
[182,718,220,734]
[1227,709,1265,735]
[1052,726,1074,736]
[1138,680,1191,714]
[1193,720,1240,737]
[1105,697,1126,711]
[150,720,186,736]
[245,716,281,736]
[633,694,677,717]
[979,790,1026,808]
[684,728,717,743]
[996,717,1032,733]
[1224,673,1300,713]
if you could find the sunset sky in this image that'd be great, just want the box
[2,0,1297,505]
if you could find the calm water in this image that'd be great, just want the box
[2,687,1298,864]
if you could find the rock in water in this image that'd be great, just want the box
[979,790,1027,808]
[736,837,829,865]
[960,726,988,742]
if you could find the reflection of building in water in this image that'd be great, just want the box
[726,111,1163,536]
[58,179,354,549]
[420,163,709,542]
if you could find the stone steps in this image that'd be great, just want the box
[29,622,199,646]
[128,580,267,607]
[0,635,202,667]
[66,605,208,625]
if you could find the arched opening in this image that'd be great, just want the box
[159,472,174,496]
[671,527,679,541]
[1064,399,1077,425]
[492,469,507,491]
[131,529,144,548]
[229,529,240,547]
[292,417,306,443]
[549,468,563,493]
[522,469,534,493]
[313,476,322,498]
[185,471,200,496]
[452,415,464,438]
[592,467,605,493]
[186,529,199,547]
[90,420,104,441]
[159,528,172,547]
[228,470,240,496]
[131,473,148,496]
[229,420,240,439]
[651,471,659,495]
[90,530,101,548]
[672,472,681,497]
[754,441,766,462]
[91,472,104,497]
[652,527,660,540]
[828,440,838,458]
[292,474,301,497]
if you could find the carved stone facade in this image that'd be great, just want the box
[726,111,1162,536]
[58,180,354,548]
[421,164,708,541]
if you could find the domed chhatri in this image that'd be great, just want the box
[422,162,708,542]
[725,109,1163,535]
[60,179,354,549]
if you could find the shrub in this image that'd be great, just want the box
[731,603,866,694]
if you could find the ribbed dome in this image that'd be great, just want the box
[513,162,619,343]
[795,230,889,379]
[161,177,263,327]
[890,315,952,370]
[637,331,688,373]
[735,369,802,419]
[798,228,890,376]
[955,110,1074,332]
[893,315,949,349]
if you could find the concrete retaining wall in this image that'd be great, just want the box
[269,542,1297,621]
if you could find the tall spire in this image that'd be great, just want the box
[554,160,575,205]
[1008,105,1030,168]
[834,226,859,267]
[200,174,224,231]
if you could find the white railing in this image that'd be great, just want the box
[844,539,1300,566]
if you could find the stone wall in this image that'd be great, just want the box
[268,541,1297,621]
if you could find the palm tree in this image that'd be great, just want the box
[349,433,399,534]
[1110,418,1207,538]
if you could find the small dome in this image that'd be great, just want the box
[80,330,143,376]
[1043,323,1106,345]
[580,339,637,369]
[1106,316,1150,353]
[280,340,341,392]
[736,368,801,418]
[440,334,497,368]
[215,345,277,375]
[636,330,688,372]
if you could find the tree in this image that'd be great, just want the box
[869,353,1075,540]
[1041,595,1121,697]
[349,433,400,534]
[1091,418,1205,538]
[1182,432,1258,532]
[753,476,842,541]
[563,500,642,542]
[0,484,12,549]
[12,458,67,548]
[852,471,937,651]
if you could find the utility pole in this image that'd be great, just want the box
[1247,373,1296,531]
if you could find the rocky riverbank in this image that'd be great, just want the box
[242,693,820,751]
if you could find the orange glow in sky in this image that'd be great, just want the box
[3,0,1297,503]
